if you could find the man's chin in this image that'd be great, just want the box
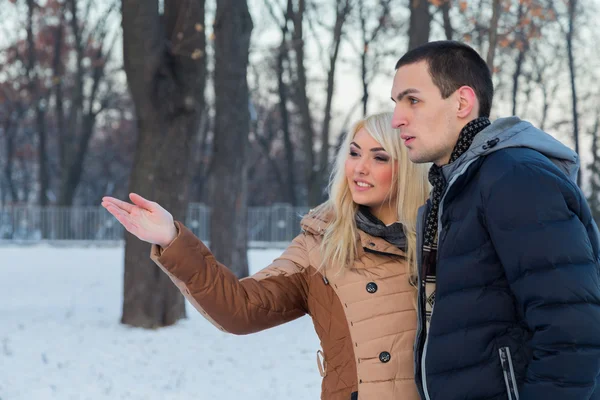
[408,152,429,164]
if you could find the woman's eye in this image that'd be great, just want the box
[349,150,359,157]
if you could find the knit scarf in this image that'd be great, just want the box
[422,117,491,329]
[355,206,407,251]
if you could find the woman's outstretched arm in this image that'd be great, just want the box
[102,193,310,334]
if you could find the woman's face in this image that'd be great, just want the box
[345,128,397,224]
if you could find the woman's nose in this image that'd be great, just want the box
[355,159,368,175]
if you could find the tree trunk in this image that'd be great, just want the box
[35,107,49,207]
[58,1,115,206]
[291,0,317,206]
[277,0,297,206]
[357,0,391,116]
[441,0,453,40]
[208,0,253,278]
[121,0,206,328]
[358,0,368,116]
[588,112,600,222]
[2,117,18,203]
[566,0,580,186]
[588,112,600,223]
[314,0,350,206]
[486,0,501,74]
[510,5,527,116]
[54,17,67,185]
[26,0,49,207]
[408,0,431,50]
[361,51,368,117]
[59,40,108,207]
[59,114,97,206]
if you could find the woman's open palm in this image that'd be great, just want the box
[101,193,177,248]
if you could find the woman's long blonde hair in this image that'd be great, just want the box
[312,112,430,281]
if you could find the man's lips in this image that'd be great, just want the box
[401,134,415,144]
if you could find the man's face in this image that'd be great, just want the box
[391,61,460,166]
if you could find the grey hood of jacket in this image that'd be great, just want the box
[439,116,579,186]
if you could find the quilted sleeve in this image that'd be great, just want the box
[151,222,310,335]
[483,159,600,399]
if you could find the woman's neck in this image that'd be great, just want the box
[368,204,397,226]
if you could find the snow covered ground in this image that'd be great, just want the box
[0,245,321,400]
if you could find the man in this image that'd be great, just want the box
[391,40,600,399]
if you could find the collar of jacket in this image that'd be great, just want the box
[300,210,407,262]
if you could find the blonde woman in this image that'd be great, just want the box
[102,112,430,400]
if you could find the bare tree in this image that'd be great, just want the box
[57,0,120,206]
[408,0,431,50]
[208,0,253,278]
[440,0,454,40]
[565,0,581,186]
[121,0,206,328]
[587,109,600,222]
[263,0,298,205]
[0,0,126,208]
[354,0,393,116]
[510,3,527,114]
[289,0,352,206]
[507,1,555,116]
[0,86,25,204]
[25,0,50,206]
[290,0,317,205]
[486,0,502,73]
[315,0,352,205]
[528,40,563,131]
[277,1,298,206]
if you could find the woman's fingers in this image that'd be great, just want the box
[102,196,135,214]
[101,194,169,245]
[129,193,155,211]
[103,203,132,227]
[105,203,142,233]
[104,202,157,242]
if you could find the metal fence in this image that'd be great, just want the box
[0,204,310,247]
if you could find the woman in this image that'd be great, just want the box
[102,112,430,400]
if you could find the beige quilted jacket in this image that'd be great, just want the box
[151,210,420,400]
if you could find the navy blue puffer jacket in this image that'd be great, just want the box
[414,117,600,400]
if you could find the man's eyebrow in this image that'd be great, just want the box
[391,88,420,102]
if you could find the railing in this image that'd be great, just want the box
[0,204,310,248]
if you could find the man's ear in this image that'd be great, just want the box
[456,86,477,118]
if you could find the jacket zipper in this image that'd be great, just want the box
[414,202,428,399]
[420,158,479,400]
[499,347,520,400]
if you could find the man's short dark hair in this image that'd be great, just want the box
[395,41,494,118]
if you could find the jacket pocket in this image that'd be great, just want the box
[317,349,327,378]
[499,347,520,400]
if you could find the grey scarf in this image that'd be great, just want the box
[355,206,407,251]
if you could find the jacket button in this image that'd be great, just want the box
[366,282,378,293]
[379,351,391,363]
[482,137,500,150]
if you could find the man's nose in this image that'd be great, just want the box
[391,106,408,129]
